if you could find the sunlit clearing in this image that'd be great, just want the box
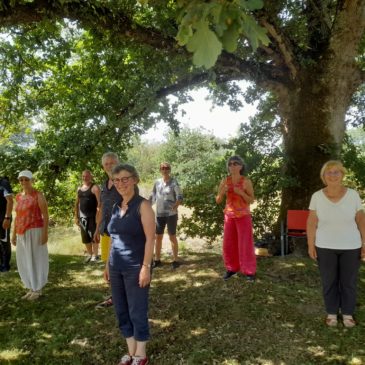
[190,327,207,336]
[41,332,52,339]
[349,357,363,365]
[149,318,172,328]
[52,349,74,357]
[70,338,90,347]
[281,322,295,329]
[295,262,306,267]
[0,349,30,360]
[307,346,325,357]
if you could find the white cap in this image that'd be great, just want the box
[18,170,33,179]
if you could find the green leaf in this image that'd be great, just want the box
[241,15,270,51]
[221,23,240,53]
[241,0,264,11]
[186,20,222,68]
[176,24,193,46]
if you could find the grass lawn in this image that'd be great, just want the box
[1,226,365,365]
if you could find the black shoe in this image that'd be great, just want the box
[171,261,180,269]
[246,275,256,282]
[223,271,237,281]
[153,260,162,268]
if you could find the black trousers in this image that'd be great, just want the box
[0,227,11,271]
[316,247,361,315]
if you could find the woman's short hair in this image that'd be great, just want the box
[227,155,245,175]
[112,164,140,184]
[320,160,347,184]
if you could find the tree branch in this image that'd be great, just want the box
[0,0,179,52]
[258,18,298,80]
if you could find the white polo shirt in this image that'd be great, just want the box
[309,188,363,249]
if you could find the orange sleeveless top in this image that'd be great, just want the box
[224,176,250,218]
[15,190,44,234]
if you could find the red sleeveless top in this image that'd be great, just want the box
[224,176,250,218]
[15,190,44,234]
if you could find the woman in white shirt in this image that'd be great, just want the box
[307,160,365,328]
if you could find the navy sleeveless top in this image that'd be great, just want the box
[108,195,146,269]
[78,185,98,218]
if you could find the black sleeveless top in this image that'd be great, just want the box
[78,185,98,218]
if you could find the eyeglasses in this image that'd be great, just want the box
[112,176,134,183]
[161,167,171,171]
[228,162,241,167]
[325,170,342,176]
[18,178,30,182]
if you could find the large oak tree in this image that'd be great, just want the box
[1,0,364,222]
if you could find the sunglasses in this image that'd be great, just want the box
[112,176,134,183]
[161,166,171,171]
[18,178,30,182]
[228,162,241,166]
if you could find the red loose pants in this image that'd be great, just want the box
[223,214,256,275]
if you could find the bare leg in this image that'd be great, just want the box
[92,242,99,257]
[85,243,93,256]
[126,337,137,356]
[135,341,147,358]
[169,234,179,262]
[155,234,163,261]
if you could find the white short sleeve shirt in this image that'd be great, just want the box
[309,188,363,249]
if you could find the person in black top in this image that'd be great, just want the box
[94,152,120,308]
[75,170,101,263]
[0,176,13,272]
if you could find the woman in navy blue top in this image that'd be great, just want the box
[105,164,155,365]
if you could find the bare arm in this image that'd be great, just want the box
[139,200,156,288]
[306,210,318,259]
[11,198,17,246]
[92,184,101,208]
[355,209,365,259]
[74,189,80,226]
[38,192,49,245]
[216,178,226,204]
[2,195,13,230]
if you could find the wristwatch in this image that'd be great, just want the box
[4,217,10,220]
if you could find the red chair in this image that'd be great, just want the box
[280,210,310,256]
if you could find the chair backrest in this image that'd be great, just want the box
[286,210,310,231]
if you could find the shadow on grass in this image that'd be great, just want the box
[0,252,364,364]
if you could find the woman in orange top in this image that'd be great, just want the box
[11,170,49,301]
[216,156,256,282]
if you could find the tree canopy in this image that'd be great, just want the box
[1,0,365,235]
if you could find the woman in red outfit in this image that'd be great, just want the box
[216,156,256,282]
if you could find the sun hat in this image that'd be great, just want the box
[18,170,33,179]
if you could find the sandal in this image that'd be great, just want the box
[326,314,338,327]
[343,315,356,328]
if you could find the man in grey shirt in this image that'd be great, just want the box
[150,162,183,269]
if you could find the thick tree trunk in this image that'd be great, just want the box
[274,59,362,249]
